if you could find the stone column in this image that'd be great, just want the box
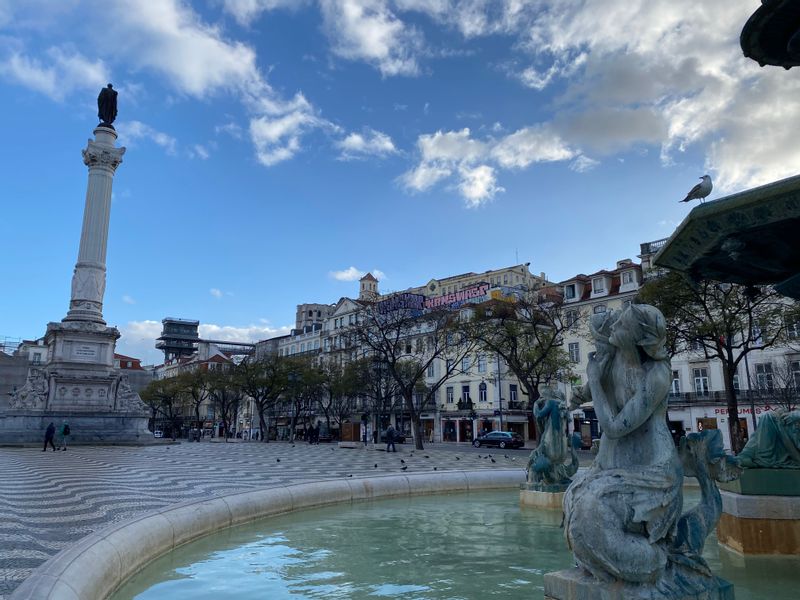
[63,126,125,324]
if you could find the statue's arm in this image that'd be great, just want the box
[596,363,670,439]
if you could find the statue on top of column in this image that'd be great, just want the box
[97,83,118,127]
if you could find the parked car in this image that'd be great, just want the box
[380,429,407,444]
[153,430,163,438]
[472,431,524,449]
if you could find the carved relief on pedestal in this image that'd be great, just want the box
[82,140,126,172]
[114,374,148,413]
[70,266,105,305]
[9,369,49,410]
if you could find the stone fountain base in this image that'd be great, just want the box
[544,567,734,600]
[520,482,568,509]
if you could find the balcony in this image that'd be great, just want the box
[507,400,529,411]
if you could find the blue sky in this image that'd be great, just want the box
[1,1,796,364]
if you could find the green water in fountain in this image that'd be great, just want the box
[111,490,799,599]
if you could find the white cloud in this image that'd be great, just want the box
[222,0,308,25]
[215,121,244,139]
[122,294,136,305]
[190,144,210,160]
[336,128,398,160]
[330,266,365,281]
[210,288,224,298]
[249,96,324,166]
[116,120,177,155]
[329,266,386,281]
[457,164,504,207]
[402,126,574,206]
[0,46,108,100]
[569,155,599,173]
[319,0,423,76]
[198,322,292,342]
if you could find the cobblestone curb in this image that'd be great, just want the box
[10,469,524,600]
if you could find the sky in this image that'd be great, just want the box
[1,0,797,365]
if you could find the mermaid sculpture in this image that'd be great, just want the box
[561,304,739,598]
[526,387,579,489]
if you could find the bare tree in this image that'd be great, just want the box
[284,356,325,442]
[347,302,478,450]
[175,369,212,437]
[769,357,800,411]
[639,272,798,453]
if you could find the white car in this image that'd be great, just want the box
[153,430,163,438]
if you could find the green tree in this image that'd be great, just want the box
[467,290,574,407]
[175,369,212,436]
[140,377,188,440]
[238,354,291,442]
[207,368,242,442]
[639,272,797,453]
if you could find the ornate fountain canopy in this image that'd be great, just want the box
[654,174,800,299]
[741,0,800,69]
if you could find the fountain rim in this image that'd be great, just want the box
[9,469,524,600]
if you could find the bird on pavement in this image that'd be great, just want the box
[680,175,712,203]
[401,465,408,471]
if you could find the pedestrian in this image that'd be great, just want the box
[373,428,378,444]
[386,424,397,453]
[362,426,368,447]
[43,422,56,452]
[429,428,434,444]
[60,421,70,451]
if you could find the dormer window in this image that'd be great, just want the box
[564,284,576,299]
[622,271,634,285]
[592,278,605,293]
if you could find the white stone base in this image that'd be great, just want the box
[520,489,565,509]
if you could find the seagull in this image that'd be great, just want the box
[680,175,713,203]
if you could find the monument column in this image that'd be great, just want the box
[63,127,125,324]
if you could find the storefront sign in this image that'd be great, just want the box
[714,406,773,416]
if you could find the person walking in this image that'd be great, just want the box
[43,422,56,452]
[385,424,397,453]
[60,421,70,451]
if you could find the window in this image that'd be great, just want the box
[693,367,709,395]
[565,310,578,327]
[509,384,518,402]
[427,363,435,378]
[300,343,305,352]
[564,284,576,299]
[568,342,580,363]
[592,278,605,293]
[788,319,800,339]
[792,360,800,389]
[477,355,487,373]
[622,271,634,285]
[755,363,774,391]
[689,339,703,352]
[416,338,423,353]
[446,359,453,373]
[32,352,42,365]
[446,387,454,403]
[479,382,487,402]
[503,274,508,285]
[751,324,763,346]
[670,371,681,396]
[462,357,470,372]
[462,385,471,402]
[732,373,740,391]
[593,304,607,314]
[349,314,354,325]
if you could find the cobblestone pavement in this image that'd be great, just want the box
[0,441,527,598]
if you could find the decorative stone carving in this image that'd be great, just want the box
[114,374,147,412]
[562,304,739,598]
[9,369,48,410]
[526,387,578,488]
[737,409,800,468]
[82,140,125,171]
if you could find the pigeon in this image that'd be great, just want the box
[401,465,408,471]
[347,474,353,477]
[491,458,496,463]
[374,464,378,468]
[680,175,712,203]
[455,456,460,460]
[400,459,405,464]
[434,467,438,471]
[276,458,280,463]
[424,455,430,459]
[504,455,509,459]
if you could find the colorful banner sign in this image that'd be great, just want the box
[424,283,490,310]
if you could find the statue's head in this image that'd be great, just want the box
[539,386,565,404]
[107,83,113,89]
[610,303,668,361]
[589,309,618,344]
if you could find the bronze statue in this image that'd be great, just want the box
[97,83,118,126]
